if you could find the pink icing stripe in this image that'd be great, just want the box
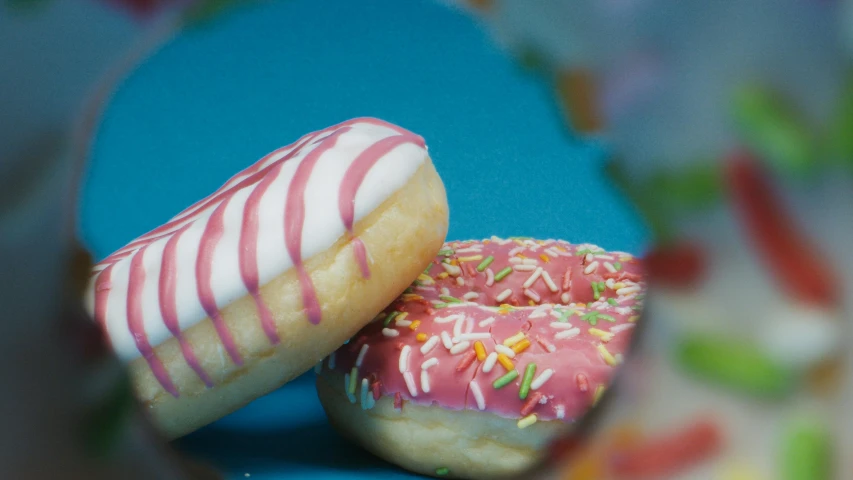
[93,263,115,330]
[338,133,426,279]
[352,238,371,279]
[238,161,285,345]
[127,246,180,397]
[284,127,352,325]
[196,196,244,365]
[160,224,214,387]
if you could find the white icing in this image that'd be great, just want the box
[87,119,429,362]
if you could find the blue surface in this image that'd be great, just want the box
[79,0,648,478]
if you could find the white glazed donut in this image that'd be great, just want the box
[85,118,449,438]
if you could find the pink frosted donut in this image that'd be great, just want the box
[85,118,449,438]
[316,237,645,479]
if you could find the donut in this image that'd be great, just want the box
[84,118,449,439]
[315,237,645,479]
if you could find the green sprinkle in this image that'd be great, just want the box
[438,249,455,257]
[581,312,599,326]
[631,305,643,311]
[435,467,450,476]
[575,249,591,256]
[556,308,574,322]
[493,370,519,389]
[519,363,537,400]
[477,255,495,272]
[592,282,602,300]
[423,266,432,275]
[439,295,462,304]
[413,280,425,286]
[782,418,833,480]
[674,334,795,398]
[607,298,619,306]
[613,261,622,271]
[635,294,646,300]
[433,303,448,309]
[599,314,616,323]
[347,368,359,395]
[494,266,513,281]
[404,287,414,294]
[383,311,400,327]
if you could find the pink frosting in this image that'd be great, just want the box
[326,238,645,423]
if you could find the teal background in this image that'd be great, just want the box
[79,0,648,478]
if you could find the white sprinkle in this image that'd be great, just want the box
[314,362,322,374]
[510,256,524,265]
[442,263,462,276]
[555,405,566,419]
[456,247,482,253]
[555,328,581,340]
[561,292,571,303]
[479,316,496,327]
[545,342,557,353]
[604,262,617,273]
[495,344,516,358]
[435,314,463,324]
[421,358,439,370]
[596,254,615,260]
[541,271,558,292]
[529,304,551,319]
[524,288,541,302]
[585,253,593,263]
[522,258,539,265]
[550,309,563,319]
[395,319,413,327]
[616,306,633,316]
[605,278,616,289]
[523,267,543,288]
[328,352,336,369]
[453,315,466,340]
[403,372,418,397]
[482,352,499,373]
[456,276,465,286]
[513,264,536,272]
[450,341,471,355]
[421,336,440,354]
[440,287,451,296]
[495,289,513,302]
[382,328,399,337]
[457,332,491,341]
[508,246,525,257]
[617,286,642,296]
[470,381,486,410]
[399,345,411,373]
[441,331,454,349]
[610,323,636,333]
[420,370,431,393]
[550,322,575,330]
[584,261,599,275]
[531,368,554,390]
[463,292,479,300]
[356,344,370,367]
[414,285,435,293]
[463,316,474,334]
[485,268,495,287]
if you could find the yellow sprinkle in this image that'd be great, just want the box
[593,385,606,406]
[516,253,527,259]
[503,332,526,347]
[401,294,423,302]
[450,259,459,266]
[613,282,625,290]
[537,240,545,245]
[437,272,449,279]
[539,254,550,263]
[528,300,536,306]
[409,320,421,331]
[511,339,531,354]
[514,239,525,246]
[417,274,434,284]
[556,246,568,253]
[474,341,487,361]
[457,255,483,262]
[628,315,640,323]
[396,312,409,321]
[416,333,428,342]
[517,414,538,429]
[589,328,614,342]
[597,344,619,367]
[497,354,515,371]
[497,304,513,315]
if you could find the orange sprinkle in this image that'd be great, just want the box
[540,254,550,263]
[497,354,515,371]
[555,69,603,133]
[416,333,428,342]
[528,300,537,306]
[409,320,421,331]
[474,341,487,361]
[516,253,527,259]
[511,339,531,354]
[556,246,568,253]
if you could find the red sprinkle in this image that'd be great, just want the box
[724,152,839,307]
[520,392,544,416]
[576,373,589,392]
[642,242,706,289]
[467,264,477,277]
[394,342,405,351]
[456,350,477,372]
[609,419,723,478]
[510,297,521,307]
[349,335,368,352]
[371,380,381,401]
[393,392,403,410]
[562,267,572,291]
